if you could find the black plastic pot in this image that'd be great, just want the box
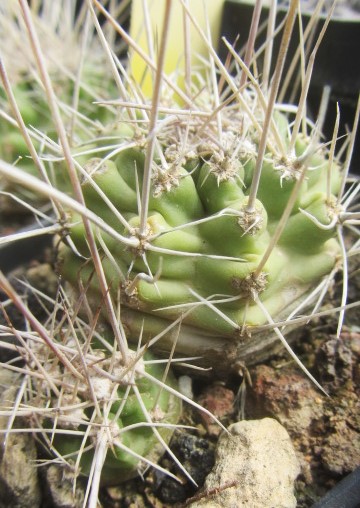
[219,0,360,172]
[312,466,360,508]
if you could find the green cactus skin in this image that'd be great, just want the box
[45,350,181,485]
[0,71,120,201]
[0,85,49,185]
[58,112,342,348]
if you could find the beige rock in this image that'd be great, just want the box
[43,465,85,508]
[189,418,300,508]
[0,372,41,508]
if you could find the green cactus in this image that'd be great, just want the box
[0,2,121,204]
[41,348,182,485]
[58,112,342,349]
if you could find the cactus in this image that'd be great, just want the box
[0,267,188,506]
[59,117,342,344]
[0,0,119,203]
[34,341,182,485]
[0,0,359,506]
[55,1,357,376]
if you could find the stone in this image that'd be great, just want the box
[188,418,300,508]
[197,384,235,436]
[0,372,41,508]
[0,432,41,508]
[42,465,85,508]
[155,432,215,504]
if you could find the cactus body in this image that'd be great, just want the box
[43,350,182,485]
[59,112,342,352]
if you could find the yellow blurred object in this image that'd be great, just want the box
[129,0,226,97]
